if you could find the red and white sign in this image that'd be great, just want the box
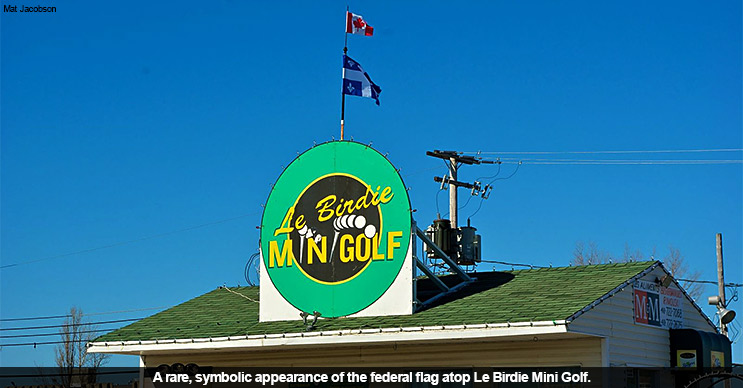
[633,279,684,329]
[346,12,374,36]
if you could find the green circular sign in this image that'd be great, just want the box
[260,141,411,318]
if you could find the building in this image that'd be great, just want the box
[89,142,734,387]
[89,261,728,371]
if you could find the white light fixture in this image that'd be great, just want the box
[709,294,737,325]
[719,308,736,325]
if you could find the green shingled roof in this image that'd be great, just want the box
[93,261,656,343]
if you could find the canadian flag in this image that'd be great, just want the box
[346,11,373,36]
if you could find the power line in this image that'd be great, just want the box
[467,148,743,155]
[0,328,114,339]
[495,158,743,163]
[0,318,141,331]
[491,160,742,165]
[475,162,503,182]
[0,371,138,378]
[452,162,503,212]
[479,260,548,269]
[677,279,743,288]
[469,162,522,219]
[1,212,259,270]
[0,306,165,322]
[219,285,258,303]
[244,252,261,287]
[0,338,102,348]
[435,187,444,215]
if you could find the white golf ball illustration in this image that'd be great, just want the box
[354,215,366,229]
[364,224,376,239]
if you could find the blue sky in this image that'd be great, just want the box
[1,1,741,366]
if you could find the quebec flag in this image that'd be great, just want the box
[342,55,381,105]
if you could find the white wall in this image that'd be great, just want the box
[568,266,716,367]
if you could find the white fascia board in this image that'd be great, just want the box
[88,320,568,355]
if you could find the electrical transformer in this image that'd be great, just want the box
[458,224,481,265]
[426,218,482,265]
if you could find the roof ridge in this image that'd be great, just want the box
[564,261,659,322]
[502,259,656,274]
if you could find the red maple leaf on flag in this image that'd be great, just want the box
[353,17,366,29]
[346,12,373,36]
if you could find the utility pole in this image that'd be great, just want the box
[426,150,493,228]
[448,156,458,227]
[715,235,732,388]
[716,233,727,337]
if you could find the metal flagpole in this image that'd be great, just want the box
[340,6,349,140]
